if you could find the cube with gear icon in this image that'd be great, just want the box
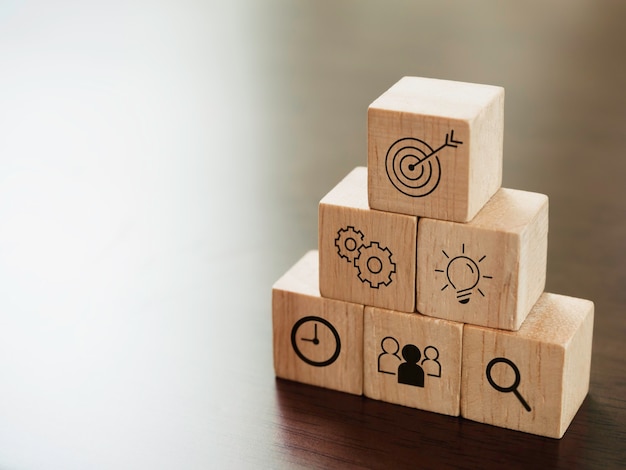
[319,166,417,312]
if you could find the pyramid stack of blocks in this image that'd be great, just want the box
[272,77,594,439]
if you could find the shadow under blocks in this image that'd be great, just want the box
[272,76,593,439]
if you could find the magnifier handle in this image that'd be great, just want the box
[514,390,532,412]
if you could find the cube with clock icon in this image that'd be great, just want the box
[272,250,364,395]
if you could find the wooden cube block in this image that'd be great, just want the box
[363,306,464,416]
[417,188,548,331]
[461,293,594,438]
[368,76,504,222]
[319,167,417,312]
[272,250,364,395]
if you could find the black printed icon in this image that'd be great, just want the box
[335,226,365,264]
[355,242,395,288]
[378,336,402,374]
[291,316,341,367]
[422,346,441,378]
[377,337,441,388]
[335,227,396,288]
[385,130,463,198]
[398,344,425,387]
[435,243,492,304]
[486,357,532,412]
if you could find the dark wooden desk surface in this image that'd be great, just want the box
[0,1,624,469]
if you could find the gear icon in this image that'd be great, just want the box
[335,226,365,264]
[354,241,396,288]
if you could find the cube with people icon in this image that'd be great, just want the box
[363,306,463,416]
[319,167,417,312]
[417,188,549,331]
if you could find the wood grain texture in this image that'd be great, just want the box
[461,293,594,438]
[273,250,364,395]
[319,167,417,312]
[417,188,549,330]
[364,306,463,416]
[368,76,504,222]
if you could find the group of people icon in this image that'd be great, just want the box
[378,336,441,388]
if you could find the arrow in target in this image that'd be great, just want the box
[408,130,463,171]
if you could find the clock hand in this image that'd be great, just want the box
[301,323,320,345]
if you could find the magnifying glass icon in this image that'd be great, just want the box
[485,357,532,412]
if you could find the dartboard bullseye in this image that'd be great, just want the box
[384,130,463,198]
[385,137,441,198]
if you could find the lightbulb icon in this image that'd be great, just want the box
[435,244,492,304]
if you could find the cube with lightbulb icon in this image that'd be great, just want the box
[417,188,549,331]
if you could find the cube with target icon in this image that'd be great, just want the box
[368,76,504,223]
[319,166,418,312]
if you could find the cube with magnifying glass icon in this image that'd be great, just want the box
[417,187,549,331]
[460,292,594,438]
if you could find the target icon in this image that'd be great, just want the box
[385,130,463,198]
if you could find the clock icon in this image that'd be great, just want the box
[290,316,341,367]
